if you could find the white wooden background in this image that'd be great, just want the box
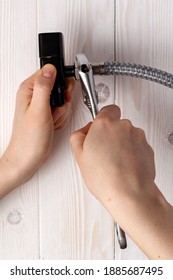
[0,0,173,260]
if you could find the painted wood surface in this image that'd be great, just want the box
[0,0,173,260]
[116,0,173,259]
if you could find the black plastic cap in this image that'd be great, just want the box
[39,32,64,58]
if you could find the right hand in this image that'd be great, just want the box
[70,105,173,260]
[70,105,156,206]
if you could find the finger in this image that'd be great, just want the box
[52,105,67,123]
[64,77,76,103]
[52,77,75,124]
[70,122,92,156]
[30,64,57,113]
[97,104,121,121]
[54,113,71,130]
[54,104,72,130]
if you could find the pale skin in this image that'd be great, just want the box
[0,64,75,197]
[0,64,173,259]
[70,106,173,260]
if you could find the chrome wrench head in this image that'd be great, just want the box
[75,53,99,119]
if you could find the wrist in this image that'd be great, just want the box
[102,181,167,226]
[102,181,173,259]
[0,154,19,199]
[0,147,35,199]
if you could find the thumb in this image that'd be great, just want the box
[70,122,92,158]
[31,64,56,112]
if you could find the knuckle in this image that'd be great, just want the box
[135,128,148,143]
[96,105,121,127]
[114,104,121,115]
[120,119,133,129]
[136,127,145,136]
[95,114,112,128]
[133,126,147,142]
[101,104,121,118]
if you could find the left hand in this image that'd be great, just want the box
[2,64,75,185]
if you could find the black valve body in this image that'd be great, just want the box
[39,32,65,107]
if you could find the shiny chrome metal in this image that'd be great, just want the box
[116,223,127,249]
[75,53,127,249]
[75,53,99,118]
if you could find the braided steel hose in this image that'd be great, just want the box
[93,62,173,88]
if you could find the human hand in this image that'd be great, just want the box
[70,105,156,206]
[0,64,75,196]
[70,105,173,259]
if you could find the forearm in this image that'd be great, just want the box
[103,182,173,259]
[0,151,26,199]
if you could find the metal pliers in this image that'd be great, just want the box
[74,53,127,249]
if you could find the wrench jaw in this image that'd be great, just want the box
[75,53,99,119]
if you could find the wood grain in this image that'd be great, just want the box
[37,0,115,260]
[0,0,39,259]
[116,0,173,259]
[1,0,173,260]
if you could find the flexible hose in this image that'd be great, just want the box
[93,62,173,89]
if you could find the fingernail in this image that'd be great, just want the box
[42,65,56,78]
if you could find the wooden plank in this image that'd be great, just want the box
[37,0,115,259]
[0,0,39,259]
[115,0,173,259]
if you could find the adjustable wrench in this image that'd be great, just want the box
[75,53,127,249]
